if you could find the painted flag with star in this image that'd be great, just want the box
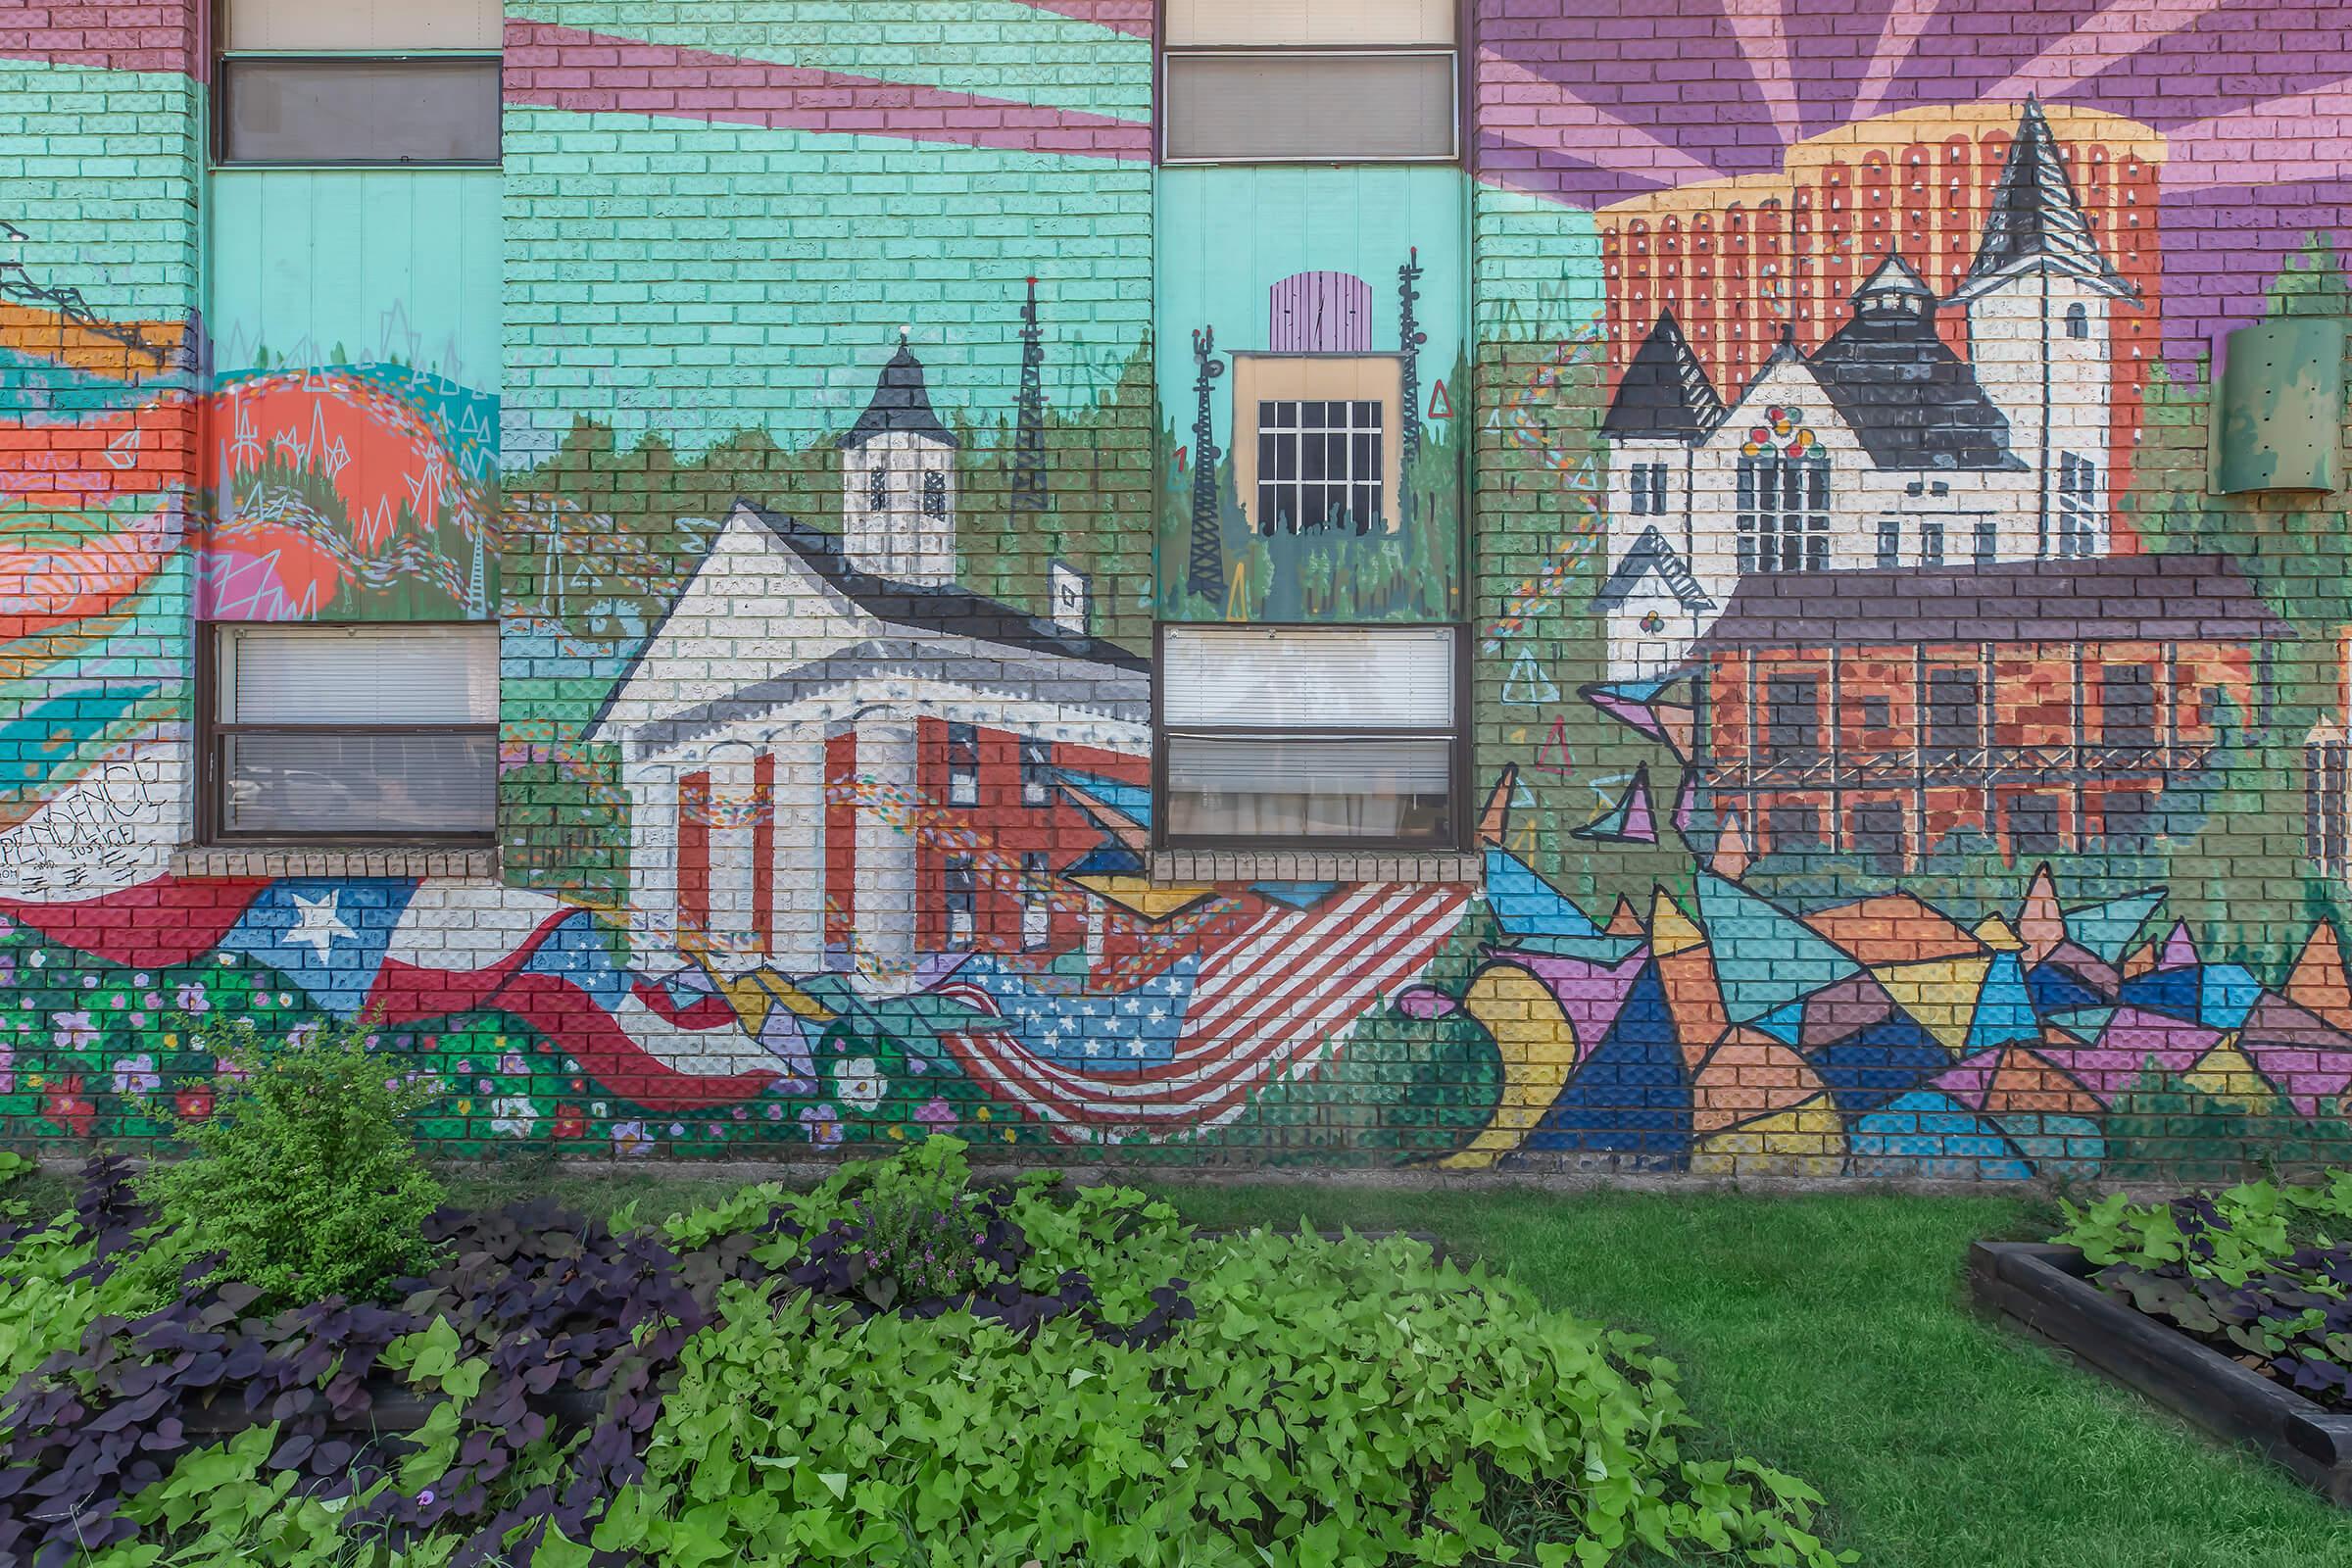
[0,876,781,1111]
[931,880,1472,1140]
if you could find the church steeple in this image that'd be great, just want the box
[837,329,960,585]
[1951,97,2137,304]
[1009,278,1048,521]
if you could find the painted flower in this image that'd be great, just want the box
[833,1056,887,1114]
[286,1022,319,1049]
[112,1054,160,1097]
[489,1097,537,1138]
[500,1053,526,1076]
[141,992,163,1010]
[175,984,210,1015]
[800,1102,844,1150]
[0,1042,12,1095]
[44,1076,94,1137]
[552,1104,587,1140]
[612,1121,655,1157]
[173,1084,215,1123]
[50,1010,97,1052]
[914,1098,956,1129]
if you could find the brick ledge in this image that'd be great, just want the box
[171,846,502,881]
[1151,850,1478,885]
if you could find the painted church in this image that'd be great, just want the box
[589,336,1155,994]
[1594,97,2140,677]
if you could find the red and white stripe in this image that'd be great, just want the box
[937,883,1470,1140]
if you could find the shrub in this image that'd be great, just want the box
[142,1010,445,1305]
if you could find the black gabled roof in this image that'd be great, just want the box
[837,341,961,450]
[1808,297,2025,471]
[1602,309,1725,439]
[739,501,1146,671]
[1954,96,2137,304]
[1592,525,1714,613]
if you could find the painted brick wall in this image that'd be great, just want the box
[0,0,2347,1180]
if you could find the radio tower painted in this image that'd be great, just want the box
[1186,326,1225,602]
[1010,276,1049,520]
[1396,247,1428,480]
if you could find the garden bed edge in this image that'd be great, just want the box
[1967,1239,2352,1505]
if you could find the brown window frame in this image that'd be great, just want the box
[1150,620,1471,855]
[197,620,500,849]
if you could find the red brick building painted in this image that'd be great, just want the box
[1691,555,2287,867]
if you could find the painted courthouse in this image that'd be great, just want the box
[0,0,2347,1179]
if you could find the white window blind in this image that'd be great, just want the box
[224,625,498,725]
[1161,626,1453,729]
[1166,0,1454,46]
[223,0,503,50]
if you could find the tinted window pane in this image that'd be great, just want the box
[220,58,501,165]
[1166,737,1451,844]
[222,732,495,835]
[1165,53,1454,161]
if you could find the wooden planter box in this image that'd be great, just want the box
[1969,1241,2352,1505]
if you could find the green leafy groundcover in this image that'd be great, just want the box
[2054,1173,2352,1408]
[0,1141,1850,1566]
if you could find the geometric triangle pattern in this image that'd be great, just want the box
[1415,820,2352,1179]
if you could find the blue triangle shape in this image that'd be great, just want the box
[1965,953,2039,1053]
[1485,849,1602,939]
[1751,1002,1806,1046]
[1695,873,1860,1024]
[2063,888,2165,966]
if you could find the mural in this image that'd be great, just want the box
[0,0,2343,1178]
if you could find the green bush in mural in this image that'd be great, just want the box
[142,1011,445,1307]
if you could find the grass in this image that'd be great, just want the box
[77,1157,2352,1566]
[1150,1183,2352,1568]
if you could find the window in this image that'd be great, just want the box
[944,857,977,949]
[1162,0,1457,163]
[1926,667,1981,752]
[1628,462,1667,516]
[216,0,501,167]
[2009,793,2063,858]
[1020,852,1052,951]
[867,467,888,514]
[206,623,496,841]
[2066,302,2089,340]
[1232,355,1404,536]
[1736,455,1830,573]
[2103,663,2157,749]
[1158,625,1460,849]
[1852,801,1907,874]
[1765,675,1821,760]
[1973,518,1997,564]
[1861,696,1893,731]
[2105,789,2157,853]
[921,469,947,520]
[1920,519,1945,566]
[1256,399,1385,533]
[1876,516,1900,567]
[1765,805,1823,854]
[2058,453,2097,557]
[1019,738,1055,808]
[946,723,981,808]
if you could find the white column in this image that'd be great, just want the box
[704,748,759,969]
[852,718,920,988]
[620,755,678,965]
[770,721,828,972]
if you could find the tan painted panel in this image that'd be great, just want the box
[1166,0,1453,46]
[224,0,502,51]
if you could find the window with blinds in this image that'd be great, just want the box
[216,0,502,167]
[207,624,498,842]
[1161,0,1457,164]
[1157,625,1460,848]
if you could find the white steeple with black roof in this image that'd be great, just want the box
[838,328,962,586]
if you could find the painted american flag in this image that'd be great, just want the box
[931,882,1471,1140]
